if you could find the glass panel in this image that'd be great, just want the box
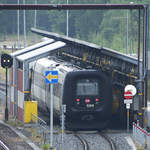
[76,79,99,96]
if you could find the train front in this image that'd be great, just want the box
[63,70,113,130]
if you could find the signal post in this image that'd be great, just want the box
[1,54,13,121]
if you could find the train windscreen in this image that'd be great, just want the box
[76,79,99,96]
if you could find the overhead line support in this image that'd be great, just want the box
[0,4,147,10]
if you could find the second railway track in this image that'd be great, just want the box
[73,133,90,150]
[99,132,116,150]
[67,131,117,150]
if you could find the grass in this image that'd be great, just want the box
[137,148,144,150]
[42,143,50,150]
[5,116,24,127]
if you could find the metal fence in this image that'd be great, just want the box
[133,121,150,148]
[31,113,48,144]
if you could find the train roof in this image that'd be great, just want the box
[35,57,81,73]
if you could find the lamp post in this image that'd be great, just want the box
[126,10,128,55]
[23,0,27,47]
[17,0,20,49]
[34,0,37,42]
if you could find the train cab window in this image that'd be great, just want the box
[76,79,99,96]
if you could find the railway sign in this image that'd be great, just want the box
[1,53,13,121]
[126,103,130,109]
[124,99,133,104]
[125,85,137,96]
[1,53,13,68]
[124,90,133,104]
[124,90,133,99]
[45,70,58,84]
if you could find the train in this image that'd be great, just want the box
[30,56,113,130]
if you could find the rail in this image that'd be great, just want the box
[73,133,89,150]
[0,82,7,93]
[99,132,116,150]
[0,140,10,150]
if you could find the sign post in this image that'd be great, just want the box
[45,70,58,150]
[124,90,133,132]
[124,85,137,132]
[61,104,66,150]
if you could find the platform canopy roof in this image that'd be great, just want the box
[11,38,54,57]
[16,41,66,63]
[31,28,139,65]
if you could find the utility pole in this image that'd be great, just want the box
[66,0,69,37]
[126,10,128,54]
[23,0,27,47]
[34,0,37,43]
[130,2,134,55]
[17,0,20,49]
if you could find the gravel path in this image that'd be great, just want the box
[107,132,136,150]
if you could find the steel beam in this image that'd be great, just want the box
[0,4,146,10]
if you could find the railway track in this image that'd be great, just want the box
[73,133,89,150]
[68,131,116,150]
[0,82,6,93]
[0,81,10,101]
[99,132,116,150]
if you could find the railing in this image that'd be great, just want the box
[133,121,150,148]
[31,113,48,144]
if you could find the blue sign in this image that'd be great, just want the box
[45,71,58,84]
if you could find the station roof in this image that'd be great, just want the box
[16,41,66,63]
[31,28,139,65]
[11,38,54,57]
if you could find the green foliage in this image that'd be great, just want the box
[0,0,150,53]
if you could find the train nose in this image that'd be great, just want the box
[81,115,94,121]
